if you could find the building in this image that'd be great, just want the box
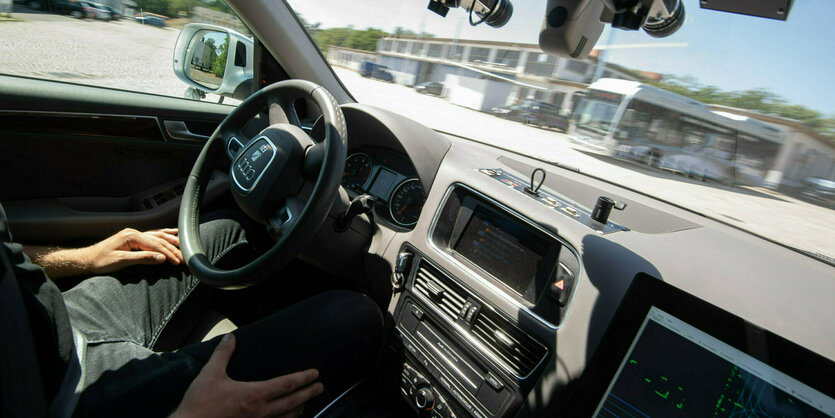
[95,0,137,15]
[327,47,377,72]
[327,35,651,112]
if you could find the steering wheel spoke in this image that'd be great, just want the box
[225,132,248,160]
[267,195,305,240]
[303,141,326,180]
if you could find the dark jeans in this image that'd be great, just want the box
[62,218,383,417]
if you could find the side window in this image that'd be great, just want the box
[3,1,252,104]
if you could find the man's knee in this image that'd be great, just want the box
[310,290,383,350]
[198,218,249,265]
[319,290,382,324]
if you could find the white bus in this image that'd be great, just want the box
[568,78,784,186]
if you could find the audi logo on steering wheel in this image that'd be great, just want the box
[237,159,256,181]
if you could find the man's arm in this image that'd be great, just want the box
[24,228,183,279]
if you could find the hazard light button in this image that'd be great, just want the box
[548,263,576,306]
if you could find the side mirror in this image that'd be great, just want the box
[173,23,254,100]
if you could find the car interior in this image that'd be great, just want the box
[1,0,833,417]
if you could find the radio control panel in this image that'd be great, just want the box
[399,362,456,418]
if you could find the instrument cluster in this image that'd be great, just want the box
[342,146,425,228]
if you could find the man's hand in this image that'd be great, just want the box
[24,228,184,279]
[85,228,183,274]
[171,334,324,418]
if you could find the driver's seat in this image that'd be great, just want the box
[187,309,237,342]
[153,306,237,351]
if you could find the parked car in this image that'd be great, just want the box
[359,61,393,82]
[80,2,111,20]
[15,0,92,18]
[801,177,835,208]
[491,99,570,131]
[413,81,443,96]
[135,13,167,27]
[93,3,122,19]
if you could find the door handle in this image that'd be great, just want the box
[163,120,210,142]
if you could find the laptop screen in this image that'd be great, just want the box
[594,306,835,417]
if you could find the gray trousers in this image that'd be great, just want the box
[63,218,383,417]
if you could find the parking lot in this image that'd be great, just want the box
[2,6,834,261]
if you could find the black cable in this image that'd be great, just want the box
[468,0,487,26]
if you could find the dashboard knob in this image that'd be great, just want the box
[414,387,435,410]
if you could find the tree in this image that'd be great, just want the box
[310,26,388,53]
[212,40,227,78]
[392,27,434,38]
[134,0,173,16]
[203,0,233,14]
[170,0,199,15]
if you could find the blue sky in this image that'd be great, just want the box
[288,0,834,115]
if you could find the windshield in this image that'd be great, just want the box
[289,0,835,261]
[574,97,620,135]
[2,0,830,260]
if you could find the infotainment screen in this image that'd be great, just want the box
[453,205,557,302]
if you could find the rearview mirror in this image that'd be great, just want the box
[173,23,254,100]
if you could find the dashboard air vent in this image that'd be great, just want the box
[413,261,467,322]
[472,309,548,377]
[411,258,548,377]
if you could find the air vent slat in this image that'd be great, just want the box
[471,310,548,377]
[477,315,540,359]
[414,268,460,322]
[437,303,459,319]
[472,325,522,370]
[417,271,465,308]
[472,322,537,372]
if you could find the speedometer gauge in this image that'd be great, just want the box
[343,153,372,191]
[389,179,424,227]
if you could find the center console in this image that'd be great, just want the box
[388,185,581,417]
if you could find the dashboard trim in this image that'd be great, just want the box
[427,183,583,331]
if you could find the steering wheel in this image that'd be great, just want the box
[178,80,347,288]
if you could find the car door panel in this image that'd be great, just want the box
[0,75,252,244]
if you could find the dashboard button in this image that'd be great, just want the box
[543,196,560,207]
[548,264,576,305]
[405,340,419,357]
[464,305,479,324]
[459,302,472,320]
[415,388,435,411]
[411,305,425,320]
[484,372,504,391]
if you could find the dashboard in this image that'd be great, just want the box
[324,103,835,418]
